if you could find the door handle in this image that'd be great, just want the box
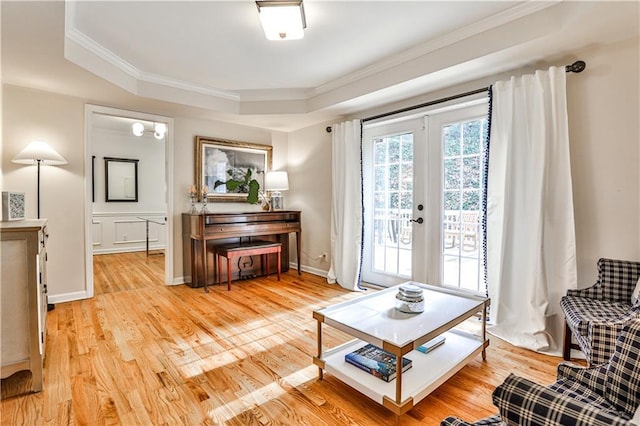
[410,217,424,224]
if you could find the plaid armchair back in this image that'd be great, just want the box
[567,258,640,303]
[606,319,640,416]
[441,320,640,426]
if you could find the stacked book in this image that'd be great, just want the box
[344,344,412,382]
[344,336,447,382]
[416,335,446,354]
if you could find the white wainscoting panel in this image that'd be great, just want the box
[92,212,166,254]
[92,220,103,246]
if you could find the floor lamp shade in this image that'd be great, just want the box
[12,141,67,218]
[12,141,68,165]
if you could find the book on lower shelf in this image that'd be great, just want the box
[416,335,446,354]
[344,343,412,382]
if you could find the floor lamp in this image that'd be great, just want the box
[12,140,68,219]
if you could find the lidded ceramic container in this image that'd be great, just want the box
[395,283,425,313]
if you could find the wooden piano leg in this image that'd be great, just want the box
[203,239,209,293]
[277,248,281,281]
[296,231,302,275]
[217,252,222,287]
[226,256,232,291]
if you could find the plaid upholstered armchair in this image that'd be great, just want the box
[561,258,640,365]
[441,319,640,426]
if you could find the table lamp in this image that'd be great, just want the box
[265,171,289,210]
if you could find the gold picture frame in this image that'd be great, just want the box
[195,136,273,202]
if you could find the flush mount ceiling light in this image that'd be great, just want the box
[256,0,306,41]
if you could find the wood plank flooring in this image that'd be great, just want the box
[1,253,562,425]
[93,251,165,295]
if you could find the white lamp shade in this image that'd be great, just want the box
[12,141,67,165]
[257,1,305,40]
[265,171,289,191]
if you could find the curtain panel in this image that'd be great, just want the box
[327,119,364,291]
[486,67,577,355]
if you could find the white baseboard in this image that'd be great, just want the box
[172,276,186,285]
[48,290,90,304]
[290,262,328,278]
[93,246,165,255]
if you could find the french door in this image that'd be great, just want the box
[426,105,488,294]
[362,103,487,294]
[362,119,427,286]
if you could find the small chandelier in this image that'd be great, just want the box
[132,122,167,140]
[256,1,306,41]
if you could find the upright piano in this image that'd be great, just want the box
[182,211,301,288]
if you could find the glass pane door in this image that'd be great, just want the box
[363,119,426,286]
[373,132,413,277]
[428,105,487,294]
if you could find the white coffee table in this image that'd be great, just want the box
[312,282,490,419]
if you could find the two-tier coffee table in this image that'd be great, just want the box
[312,282,490,421]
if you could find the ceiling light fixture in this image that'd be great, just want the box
[256,1,306,41]
[132,122,145,136]
[131,122,167,140]
[153,122,167,140]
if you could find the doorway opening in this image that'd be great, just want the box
[84,106,174,297]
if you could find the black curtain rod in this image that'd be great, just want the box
[361,86,489,124]
[326,60,585,132]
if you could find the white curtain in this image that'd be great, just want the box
[486,67,577,355]
[327,119,364,291]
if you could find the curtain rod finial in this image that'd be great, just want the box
[326,126,332,133]
[566,60,586,73]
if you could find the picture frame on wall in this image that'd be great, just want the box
[195,136,272,203]
[2,191,26,221]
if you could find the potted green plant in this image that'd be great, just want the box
[214,169,261,204]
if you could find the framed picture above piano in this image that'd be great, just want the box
[195,136,273,203]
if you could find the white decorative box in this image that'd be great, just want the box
[2,192,26,221]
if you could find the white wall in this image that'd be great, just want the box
[91,128,166,254]
[2,86,86,299]
[287,121,334,273]
[3,36,638,300]
[92,129,165,213]
[171,117,278,283]
[567,37,640,283]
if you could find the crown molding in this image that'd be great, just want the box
[64,1,240,102]
[139,71,239,101]
[63,0,562,116]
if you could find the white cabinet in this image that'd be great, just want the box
[1,219,48,393]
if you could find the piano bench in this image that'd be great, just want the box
[213,240,282,291]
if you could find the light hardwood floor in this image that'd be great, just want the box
[93,251,165,295]
[1,253,561,425]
